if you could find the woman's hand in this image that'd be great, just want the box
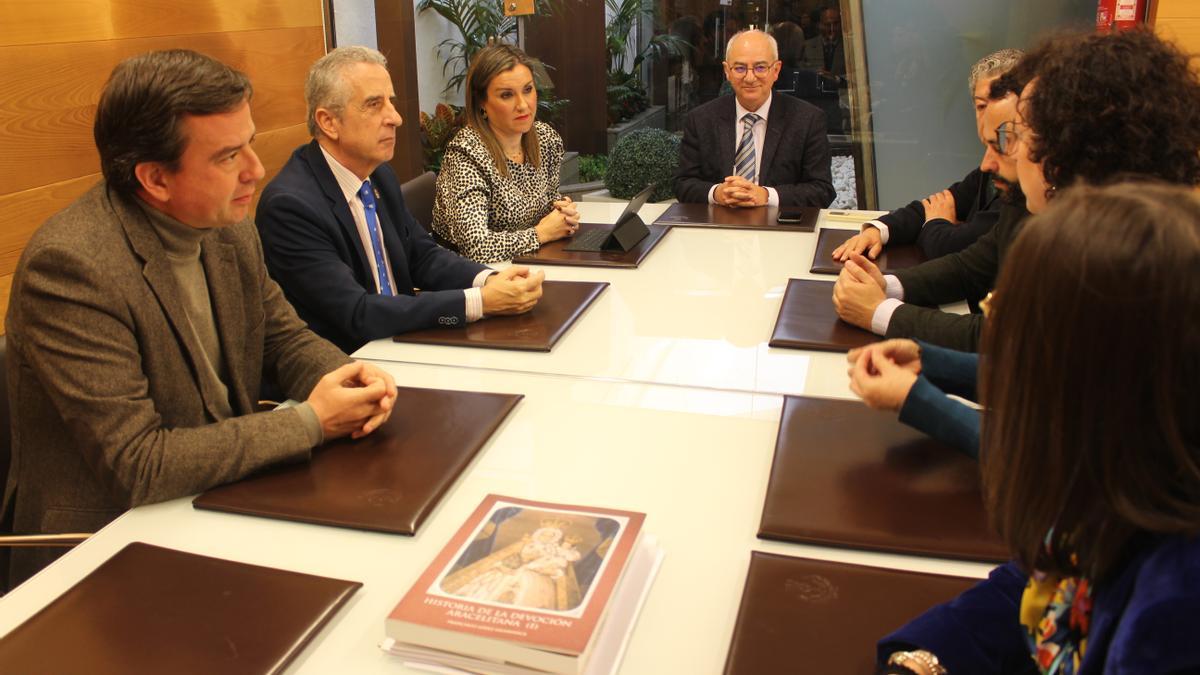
[847,343,920,412]
[535,203,577,243]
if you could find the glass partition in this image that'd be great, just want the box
[650,0,1095,208]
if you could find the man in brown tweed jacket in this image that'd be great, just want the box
[2,50,398,587]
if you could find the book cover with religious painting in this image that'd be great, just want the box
[386,494,651,674]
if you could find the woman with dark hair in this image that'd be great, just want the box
[433,44,579,263]
[877,182,1200,674]
[845,28,1200,458]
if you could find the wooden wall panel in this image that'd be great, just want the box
[0,26,323,195]
[375,0,424,182]
[0,0,327,334]
[0,0,322,46]
[0,123,311,283]
[1153,0,1200,73]
[0,275,10,335]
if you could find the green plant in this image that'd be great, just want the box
[416,0,516,94]
[604,0,689,124]
[578,154,608,182]
[604,129,678,202]
[419,103,464,173]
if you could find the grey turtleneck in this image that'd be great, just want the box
[137,200,322,444]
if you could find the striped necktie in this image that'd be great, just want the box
[734,113,760,183]
[358,180,394,296]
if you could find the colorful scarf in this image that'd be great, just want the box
[1019,571,1092,673]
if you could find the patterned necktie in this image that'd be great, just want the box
[734,113,760,183]
[358,180,393,296]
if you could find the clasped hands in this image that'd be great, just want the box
[846,339,922,412]
[714,176,769,208]
[831,252,886,330]
[535,196,581,243]
[831,190,958,261]
[306,361,398,441]
[482,265,544,316]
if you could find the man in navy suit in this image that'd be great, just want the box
[673,29,835,208]
[257,46,543,354]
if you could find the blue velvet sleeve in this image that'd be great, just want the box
[916,341,978,401]
[877,562,1034,674]
[897,375,981,458]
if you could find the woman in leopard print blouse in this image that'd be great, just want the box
[433,44,580,263]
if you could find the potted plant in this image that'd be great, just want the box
[604,128,679,202]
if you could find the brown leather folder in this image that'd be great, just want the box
[393,280,608,352]
[759,396,1008,561]
[654,203,818,231]
[768,278,879,352]
[723,551,977,675]
[809,227,929,275]
[194,387,522,534]
[511,223,670,269]
[0,542,360,675]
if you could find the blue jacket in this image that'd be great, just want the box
[256,141,487,354]
[898,342,981,458]
[878,534,1200,673]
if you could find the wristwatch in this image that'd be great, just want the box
[887,650,948,675]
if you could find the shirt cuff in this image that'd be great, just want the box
[707,184,719,204]
[872,298,904,335]
[866,219,889,244]
[765,187,779,207]
[292,402,324,447]
[884,274,904,300]
[471,269,494,288]
[465,288,483,322]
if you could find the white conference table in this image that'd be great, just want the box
[355,203,888,400]
[0,364,993,674]
[0,204,994,674]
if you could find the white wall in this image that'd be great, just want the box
[414,2,465,112]
[332,0,378,49]
[331,0,458,113]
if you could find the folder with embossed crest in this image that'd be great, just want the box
[759,396,1007,562]
[723,552,977,674]
[0,542,360,675]
[768,278,880,352]
[809,227,928,275]
[655,203,818,231]
[392,280,608,352]
[194,386,522,534]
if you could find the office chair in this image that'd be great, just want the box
[400,171,437,234]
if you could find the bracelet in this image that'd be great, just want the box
[887,650,947,675]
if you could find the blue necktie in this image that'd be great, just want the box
[734,113,760,183]
[358,180,393,296]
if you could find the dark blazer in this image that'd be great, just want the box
[896,342,980,458]
[878,168,1002,259]
[257,141,488,354]
[4,183,349,585]
[878,534,1200,673]
[885,200,1030,352]
[673,94,836,208]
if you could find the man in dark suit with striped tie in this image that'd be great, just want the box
[257,46,543,355]
[673,29,835,208]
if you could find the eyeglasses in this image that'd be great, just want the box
[728,62,776,78]
[995,121,1020,155]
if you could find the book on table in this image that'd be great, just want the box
[383,494,663,675]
